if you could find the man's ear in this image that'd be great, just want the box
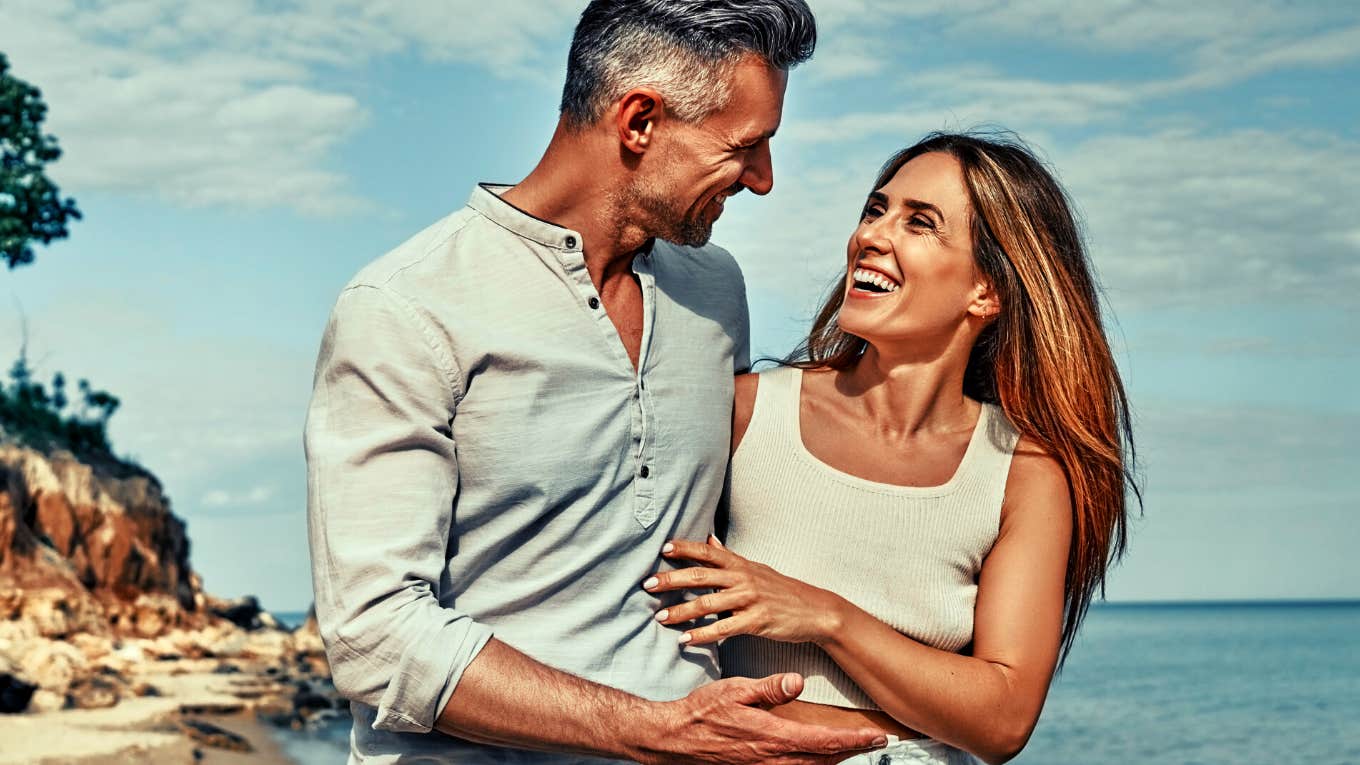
[615,88,663,155]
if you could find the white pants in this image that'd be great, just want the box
[837,735,980,765]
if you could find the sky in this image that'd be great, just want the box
[0,0,1356,612]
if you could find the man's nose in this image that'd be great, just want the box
[740,141,774,196]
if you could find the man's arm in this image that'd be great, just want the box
[439,640,887,765]
[306,283,492,734]
[306,283,884,761]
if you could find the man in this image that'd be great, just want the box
[305,2,886,762]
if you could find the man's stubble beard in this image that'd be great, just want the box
[625,177,713,248]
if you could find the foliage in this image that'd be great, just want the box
[0,51,81,269]
[0,351,121,462]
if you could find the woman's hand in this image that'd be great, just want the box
[644,536,847,646]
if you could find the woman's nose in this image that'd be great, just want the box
[854,215,892,255]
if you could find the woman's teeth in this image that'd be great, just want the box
[852,268,899,293]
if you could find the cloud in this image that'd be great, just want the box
[723,120,1360,316]
[0,0,579,216]
[1056,128,1360,305]
[1136,400,1360,495]
[201,484,275,508]
[787,68,1141,145]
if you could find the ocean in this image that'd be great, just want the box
[273,602,1360,764]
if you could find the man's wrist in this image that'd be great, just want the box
[610,697,673,765]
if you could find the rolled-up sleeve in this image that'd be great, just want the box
[304,283,493,734]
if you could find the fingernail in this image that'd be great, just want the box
[655,609,669,622]
[678,632,691,644]
[872,737,888,748]
[780,675,798,695]
[642,577,659,590]
[661,542,674,554]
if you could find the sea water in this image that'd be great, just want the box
[1015,602,1360,764]
[273,602,1360,764]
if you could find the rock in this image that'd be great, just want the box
[129,681,160,697]
[178,702,245,715]
[132,603,167,638]
[0,445,206,641]
[178,718,254,753]
[293,689,332,716]
[0,672,36,713]
[210,595,267,631]
[71,632,112,661]
[242,629,291,661]
[27,688,65,712]
[18,638,87,694]
[292,608,326,656]
[67,675,120,709]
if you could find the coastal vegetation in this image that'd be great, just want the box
[0,349,128,470]
[1,51,81,270]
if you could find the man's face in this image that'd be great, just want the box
[635,57,788,247]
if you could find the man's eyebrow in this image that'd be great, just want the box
[738,128,777,146]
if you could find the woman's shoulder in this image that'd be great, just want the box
[1000,434,1072,529]
[732,365,825,452]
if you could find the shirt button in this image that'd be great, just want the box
[565,236,577,249]
[640,465,650,478]
[588,297,600,309]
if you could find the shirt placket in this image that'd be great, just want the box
[631,252,658,528]
[553,237,659,529]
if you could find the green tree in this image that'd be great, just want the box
[0,52,80,269]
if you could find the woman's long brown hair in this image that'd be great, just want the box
[787,131,1141,662]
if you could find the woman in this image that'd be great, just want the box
[643,132,1138,765]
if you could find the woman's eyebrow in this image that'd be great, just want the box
[901,198,945,221]
[867,191,945,222]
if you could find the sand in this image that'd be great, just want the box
[0,664,299,765]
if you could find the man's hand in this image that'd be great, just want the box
[628,673,886,765]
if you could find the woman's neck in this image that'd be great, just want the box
[835,342,976,439]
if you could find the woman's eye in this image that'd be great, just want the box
[860,206,883,220]
[909,215,936,229]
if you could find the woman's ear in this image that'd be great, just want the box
[969,279,1001,321]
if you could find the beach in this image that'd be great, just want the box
[0,655,336,765]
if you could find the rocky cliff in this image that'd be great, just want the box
[0,444,206,638]
[0,443,335,724]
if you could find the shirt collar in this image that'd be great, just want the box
[467,183,583,252]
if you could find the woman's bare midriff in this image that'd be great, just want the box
[771,700,924,740]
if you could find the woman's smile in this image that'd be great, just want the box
[847,266,901,298]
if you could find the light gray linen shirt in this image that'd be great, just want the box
[305,184,750,763]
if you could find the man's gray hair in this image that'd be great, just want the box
[560,0,816,129]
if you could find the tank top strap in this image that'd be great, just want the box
[742,366,802,453]
[953,403,1021,500]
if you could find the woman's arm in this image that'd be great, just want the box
[648,439,1072,765]
[732,372,759,453]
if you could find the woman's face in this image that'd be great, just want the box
[837,151,989,347]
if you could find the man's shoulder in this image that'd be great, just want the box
[345,206,485,295]
[651,239,744,287]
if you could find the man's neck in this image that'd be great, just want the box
[501,122,648,286]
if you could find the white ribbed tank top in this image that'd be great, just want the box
[719,366,1020,709]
